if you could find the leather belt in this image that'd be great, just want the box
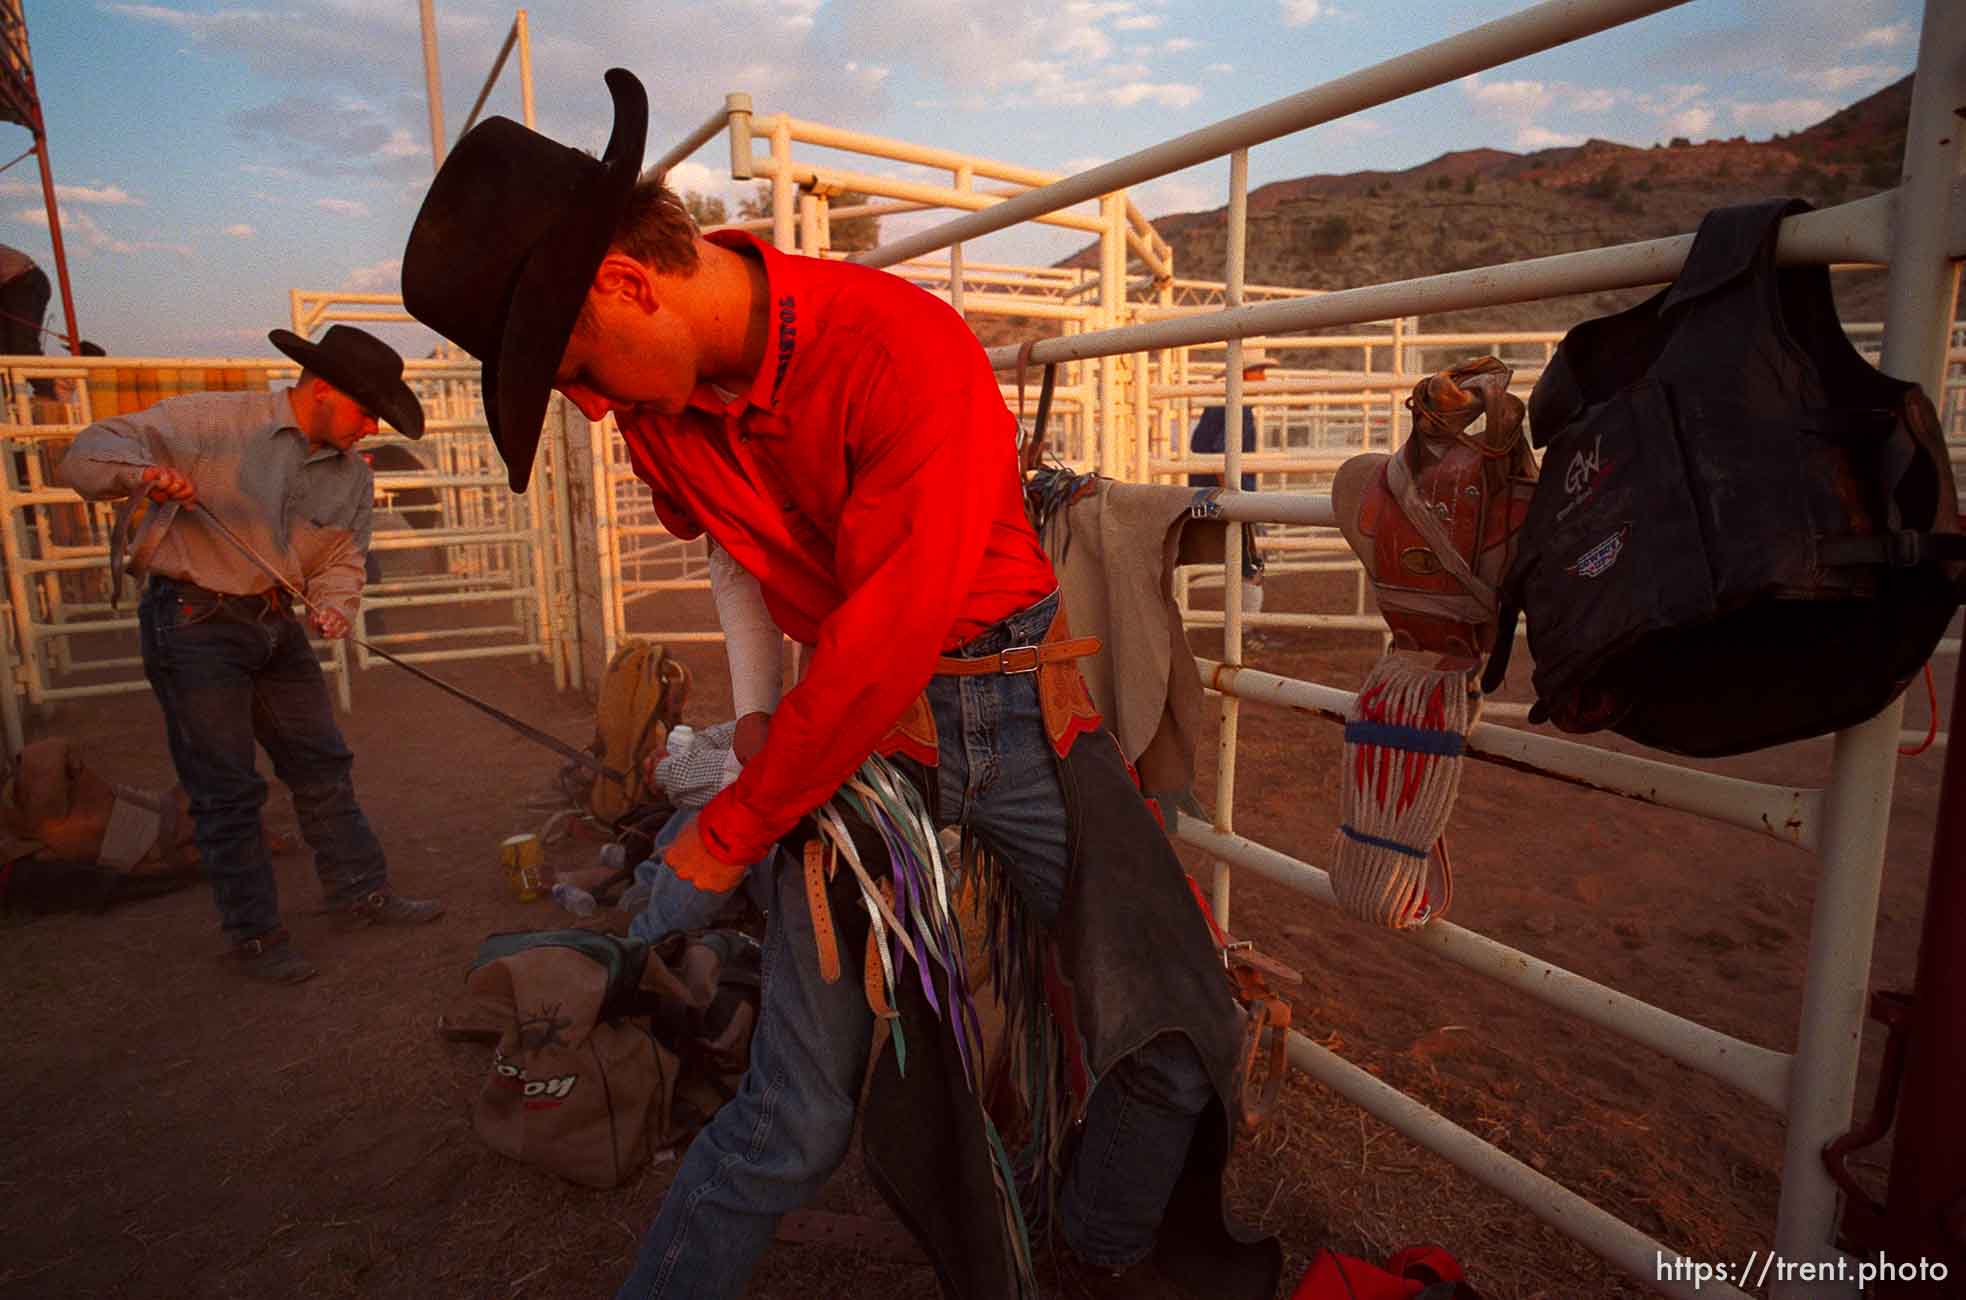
[933,636,1101,676]
[153,575,292,615]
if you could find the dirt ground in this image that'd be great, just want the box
[0,571,1952,1300]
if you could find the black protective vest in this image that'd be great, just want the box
[1483,198,1964,756]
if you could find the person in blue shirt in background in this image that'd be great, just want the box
[1186,347,1271,621]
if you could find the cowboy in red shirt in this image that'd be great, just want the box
[402,69,1275,1300]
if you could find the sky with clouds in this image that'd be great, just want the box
[2,0,1925,358]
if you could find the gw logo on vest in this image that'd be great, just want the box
[491,1049,579,1108]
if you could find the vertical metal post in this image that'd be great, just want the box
[1871,1,1966,1289]
[1099,194,1124,475]
[419,0,446,171]
[1213,146,1249,930]
[32,140,77,353]
[771,118,795,252]
[950,165,970,317]
[726,92,754,181]
[798,191,820,254]
[515,9,535,130]
[1772,7,1965,1292]
[0,595,21,755]
[593,411,622,662]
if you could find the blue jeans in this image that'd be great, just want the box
[617,591,1213,1298]
[139,578,390,943]
[627,809,774,944]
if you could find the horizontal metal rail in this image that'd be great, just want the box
[1199,658,1820,848]
[1280,1026,1755,1300]
[982,189,1951,372]
[1179,815,1793,1109]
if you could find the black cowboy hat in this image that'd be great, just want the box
[267,324,425,440]
[400,68,648,492]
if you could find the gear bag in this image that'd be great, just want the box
[1482,198,1965,756]
[460,926,764,1188]
[563,640,690,823]
[466,930,663,1189]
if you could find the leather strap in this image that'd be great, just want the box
[1384,450,1496,615]
[864,879,897,1021]
[1235,992,1291,1135]
[1222,940,1302,1135]
[934,635,1101,676]
[804,839,841,984]
[109,494,177,611]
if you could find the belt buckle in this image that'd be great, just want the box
[997,644,1042,675]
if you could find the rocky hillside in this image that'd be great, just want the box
[1027,77,1919,358]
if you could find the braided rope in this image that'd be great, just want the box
[1334,651,1478,928]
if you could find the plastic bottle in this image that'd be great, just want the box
[598,842,627,872]
[551,881,597,918]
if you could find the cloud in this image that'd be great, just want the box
[1855,21,1910,47]
[0,179,144,206]
[833,0,1185,109]
[343,257,401,291]
[1137,176,1215,217]
[1651,0,1912,92]
[1204,62,1232,75]
[1460,76,1554,124]
[377,129,423,161]
[777,0,823,31]
[1816,63,1903,93]
[1106,81,1200,108]
[229,93,433,180]
[1663,107,1714,138]
[1729,97,1836,133]
[1516,126,1585,150]
[13,206,191,256]
[1634,84,1708,115]
[223,223,255,239]
[1281,0,1324,25]
[1566,88,1620,113]
[315,197,371,218]
[103,0,484,96]
[1322,115,1386,143]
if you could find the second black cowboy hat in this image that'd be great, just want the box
[267,324,425,440]
[400,68,649,492]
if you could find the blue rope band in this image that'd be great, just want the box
[1338,823,1430,859]
[1343,719,1466,757]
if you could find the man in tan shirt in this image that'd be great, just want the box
[58,325,442,983]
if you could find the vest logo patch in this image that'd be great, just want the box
[1557,433,1613,523]
[1562,434,1602,496]
[1567,525,1629,579]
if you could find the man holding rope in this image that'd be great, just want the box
[57,325,444,984]
[401,69,1278,1300]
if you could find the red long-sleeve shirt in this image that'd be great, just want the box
[616,231,1056,867]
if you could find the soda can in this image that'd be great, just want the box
[500,832,547,902]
